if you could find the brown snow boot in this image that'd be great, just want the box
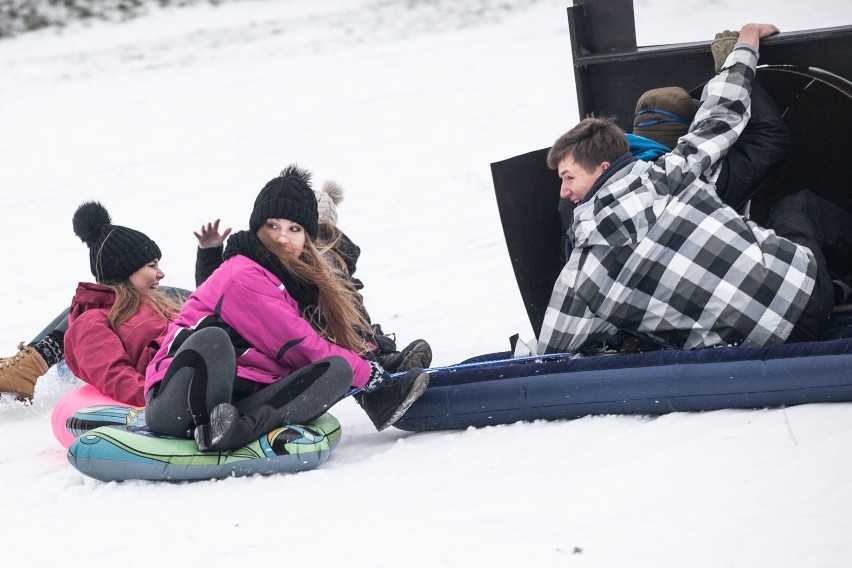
[0,342,48,402]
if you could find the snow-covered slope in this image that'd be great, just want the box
[2,1,851,566]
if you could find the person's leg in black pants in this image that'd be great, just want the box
[146,326,353,452]
[215,357,354,449]
[145,326,237,439]
[765,190,852,342]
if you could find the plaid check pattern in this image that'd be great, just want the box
[538,47,817,354]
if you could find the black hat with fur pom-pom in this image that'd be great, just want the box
[72,201,162,284]
[250,164,319,238]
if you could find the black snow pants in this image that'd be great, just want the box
[145,326,353,450]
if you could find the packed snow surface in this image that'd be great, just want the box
[2,1,851,566]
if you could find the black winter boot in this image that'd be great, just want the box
[357,368,429,431]
[378,339,433,373]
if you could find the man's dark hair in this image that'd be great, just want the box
[546,116,628,171]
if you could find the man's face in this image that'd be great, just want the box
[557,155,609,204]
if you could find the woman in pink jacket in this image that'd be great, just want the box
[63,202,184,407]
[145,165,429,452]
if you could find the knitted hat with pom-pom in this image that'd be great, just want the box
[316,180,344,225]
[250,164,319,238]
[72,201,161,284]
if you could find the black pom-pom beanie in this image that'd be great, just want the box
[250,165,319,239]
[72,201,162,284]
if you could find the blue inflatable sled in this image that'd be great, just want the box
[394,322,852,432]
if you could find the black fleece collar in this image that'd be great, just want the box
[223,230,320,312]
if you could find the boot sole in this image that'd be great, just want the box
[377,372,430,431]
[0,390,33,404]
[194,402,238,452]
[398,341,433,371]
[209,403,239,447]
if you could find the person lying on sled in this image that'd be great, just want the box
[62,202,188,407]
[0,209,227,403]
[538,23,852,355]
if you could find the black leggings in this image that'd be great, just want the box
[145,327,353,449]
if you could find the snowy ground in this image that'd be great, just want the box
[2,1,852,566]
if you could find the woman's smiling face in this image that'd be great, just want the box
[129,259,164,296]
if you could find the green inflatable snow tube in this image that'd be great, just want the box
[68,412,341,482]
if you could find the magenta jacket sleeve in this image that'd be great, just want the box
[221,261,372,387]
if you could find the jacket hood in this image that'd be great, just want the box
[68,282,117,324]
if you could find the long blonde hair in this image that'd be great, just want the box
[107,282,181,334]
[257,226,372,354]
[316,220,352,275]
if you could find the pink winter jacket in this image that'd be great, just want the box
[64,283,172,407]
[145,255,371,398]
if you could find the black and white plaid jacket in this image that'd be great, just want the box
[538,46,817,354]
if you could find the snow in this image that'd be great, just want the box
[1,0,852,565]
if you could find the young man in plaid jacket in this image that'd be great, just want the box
[538,23,846,355]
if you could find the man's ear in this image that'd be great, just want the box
[600,162,611,172]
